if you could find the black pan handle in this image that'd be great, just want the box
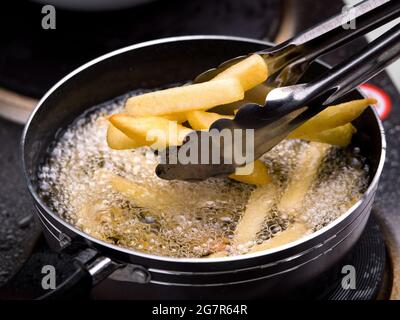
[38,252,121,300]
[37,260,93,300]
[0,246,121,300]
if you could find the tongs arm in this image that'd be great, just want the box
[230,24,400,165]
[284,21,400,111]
[156,1,400,182]
[264,0,400,85]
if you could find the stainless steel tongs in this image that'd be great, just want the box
[156,0,400,181]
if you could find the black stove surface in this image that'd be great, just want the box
[0,0,399,299]
[0,118,39,287]
[0,0,282,98]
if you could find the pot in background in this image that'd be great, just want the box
[32,0,156,11]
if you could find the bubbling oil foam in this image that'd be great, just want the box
[38,94,369,258]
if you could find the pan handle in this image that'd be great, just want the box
[38,253,121,300]
[37,260,93,300]
[0,247,122,300]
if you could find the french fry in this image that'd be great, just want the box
[249,223,309,253]
[163,112,187,123]
[110,114,192,150]
[75,201,108,239]
[299,123,356,147]
[125,79,244,117]
[211,83,272,115]
[107,173,179,211]
[107,124,143,150]
[287,98,375,139]
[186,110,234,130]
[103,172,151,207]
[243,83,272,105]
[278,142,330,215]
[233,183,277,245]
[213,54,269,91]
[229,160,271,185]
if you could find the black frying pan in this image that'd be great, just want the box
[20,36,385,299]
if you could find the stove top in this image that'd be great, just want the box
[0,0,399,300]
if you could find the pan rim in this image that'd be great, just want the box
[21,35,386,265]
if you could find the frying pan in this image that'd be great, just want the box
[21,36,386,299]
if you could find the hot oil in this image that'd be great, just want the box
[261,142,369,231]
[38,92,369,258]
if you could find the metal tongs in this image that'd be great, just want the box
[156,0,400,181]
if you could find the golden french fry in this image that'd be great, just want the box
[110,114,192,150]
[107,124,143,150]
[186,110,234,130]
[209,100,243,116]
[299,123,356,147]
[163,112,187,123]
[233,183,277,245]
[243,83,272,105]
[229,160,271,185]
[126,79,244,117]
[249,223,309,253]
[211,83,272,115]
[109,174,148,198]
[287,99,375,139]
[213,54,269,91]
[75,202,107,239]
[108,174,179,211]
[278,142,330,215]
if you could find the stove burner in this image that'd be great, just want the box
[321,213,388,300]
[247,213,388,300]
[360,84,392,120]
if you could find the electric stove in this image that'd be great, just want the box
[0,0,399,300]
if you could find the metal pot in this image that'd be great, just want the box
[32,0,155,11]
[21,36,386,299]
